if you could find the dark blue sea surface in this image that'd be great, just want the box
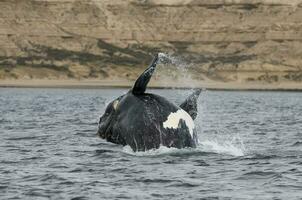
[0,88,301,199]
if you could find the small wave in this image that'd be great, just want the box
[169,181,200,188]
[70,196,88,200]
[0,185,8,190]
[134,178,175,184]
[243,154,278,160]
[94,149,115,154]
[236,171,282,181]
[199,139,245,157]
[292,141,302,146]
[6,136,40,141]
[243,171,279,176]
[39,174,66,182]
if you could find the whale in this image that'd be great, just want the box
[97,54,201,151]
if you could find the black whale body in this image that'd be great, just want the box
[98,54,201,151]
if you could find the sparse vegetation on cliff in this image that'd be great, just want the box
[0,0,302,88]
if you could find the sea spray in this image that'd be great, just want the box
[156,52,196,90]
[122,145,190,157]
[122,142,244,157]
[156,53,247,157]
[199,139,245,157]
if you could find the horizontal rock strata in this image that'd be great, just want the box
[0,0,302,86]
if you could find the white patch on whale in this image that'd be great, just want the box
[163,109,195,137]
[113,100,119,110]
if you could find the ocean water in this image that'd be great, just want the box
[0,88,301,199]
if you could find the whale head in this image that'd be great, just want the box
[98,99,116,139]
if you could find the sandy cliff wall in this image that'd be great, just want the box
[0,0,302,84]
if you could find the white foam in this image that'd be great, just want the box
[158,52,167,60]
[199,139,245,157]
[122,145,188,156]
[122,138,245,157]
[163,109,195,136]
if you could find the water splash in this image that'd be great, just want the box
[199,139,245,157]
[158,52,192,79]
[156,52,196,90]
[194,90,247,157]
[122,139,245,157]
[122,145,189,157]
[122,53,246,157]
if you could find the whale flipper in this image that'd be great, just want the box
[179,89,202,120]
[132,54,159,95]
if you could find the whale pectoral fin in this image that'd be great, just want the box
[132,54,159,95]
[179,89,202,120]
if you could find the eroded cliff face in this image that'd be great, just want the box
[0,0,302,84]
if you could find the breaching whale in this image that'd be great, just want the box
[97,54,201,151]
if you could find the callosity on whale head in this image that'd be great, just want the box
[97,54,201,151]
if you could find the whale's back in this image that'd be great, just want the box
[114,93,196,151]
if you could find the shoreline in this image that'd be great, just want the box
[1,79,302,91]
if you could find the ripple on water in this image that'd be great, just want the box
[1,88,302,199]
[6,136,40,141]
[292,141,302,146]
[238,171,282,179]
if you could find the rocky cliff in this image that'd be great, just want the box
[0,0,302,86]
